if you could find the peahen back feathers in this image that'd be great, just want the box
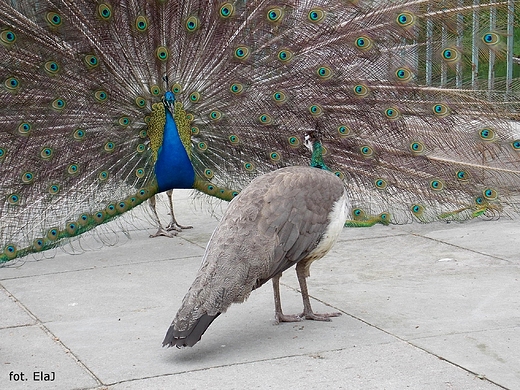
[1,0,519,263]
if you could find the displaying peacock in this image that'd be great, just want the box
[1,0,520,264]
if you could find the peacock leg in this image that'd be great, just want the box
[166,190,193,232]
[148,195,177,238]
[272,274,302,323]
[295,261,342,321]
[164,190,193,231]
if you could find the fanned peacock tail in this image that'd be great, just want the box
[1,0,519,264]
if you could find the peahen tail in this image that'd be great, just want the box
[1,1,520,264]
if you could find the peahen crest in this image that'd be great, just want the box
[1,0,519,263]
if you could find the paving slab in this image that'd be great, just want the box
[0,326,99,389]
[0,189,519,389]
[110,343,501,390]
[0,287,34,329]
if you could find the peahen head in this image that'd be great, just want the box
[305,130,330,171]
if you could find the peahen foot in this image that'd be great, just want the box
[298,310,342,322]
[293,261,342,322]
[272,271,342,324]
[274,312,303,324]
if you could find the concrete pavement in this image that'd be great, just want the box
[1,189,519,389]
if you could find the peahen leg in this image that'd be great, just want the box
[272,274,302,323]
[148,194,177,238]
[295,261,342,321]
[164,190,193,232]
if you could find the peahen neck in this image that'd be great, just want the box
[310,141,330,171]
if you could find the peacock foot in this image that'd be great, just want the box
[299,310,342,322]
[166,222,193,232]
[150,228,178,238]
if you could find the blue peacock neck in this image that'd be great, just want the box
[153,92,196,192]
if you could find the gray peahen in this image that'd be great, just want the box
[163,133,348,348]
[1,0,520,264]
